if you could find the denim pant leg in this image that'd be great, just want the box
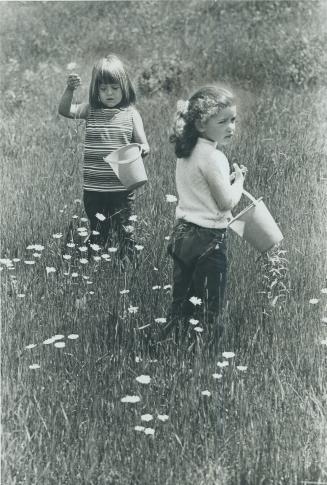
[165,222,227,342]
[83,191,111,246]
[161,256,195,341]
[192,244,227,323]
[109,191,135,258]
[164,224,202,341]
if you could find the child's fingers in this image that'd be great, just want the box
[140,144,150,157]
[67,75,81,89]
[233,163,244,181]
[68,72,80,79]
[233,163,247,174]
[67,74,81,83]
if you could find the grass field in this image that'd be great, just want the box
[1,2,327,484]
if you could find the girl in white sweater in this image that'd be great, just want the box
[163,85,245,346]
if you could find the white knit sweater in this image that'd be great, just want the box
[175,137,243,229]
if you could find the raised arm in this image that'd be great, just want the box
[58,73,89,120]
[132,109,150,157]
[202,153,244,211]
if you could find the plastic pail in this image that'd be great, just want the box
[228,190,283,252]
[104,143,148,190]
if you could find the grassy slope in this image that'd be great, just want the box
[1,1,327,484]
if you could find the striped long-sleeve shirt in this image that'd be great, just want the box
[83,106,137,192]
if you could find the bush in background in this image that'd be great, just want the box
[1,0,327,105]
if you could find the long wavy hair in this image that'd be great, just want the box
[89,54,136,109]
[170,85,235,158]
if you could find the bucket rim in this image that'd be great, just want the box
[228,197,263,225]
[104,143,142,165]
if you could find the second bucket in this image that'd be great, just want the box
[104,143,148,190]
[228,190,283,253]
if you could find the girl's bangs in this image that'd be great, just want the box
[96,68,121,85]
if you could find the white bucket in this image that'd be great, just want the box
[228,190,283,252]
[104,143,148,190]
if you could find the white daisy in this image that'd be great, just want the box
[165,194,177,203]
[54,342,66,348]
[121,395,141,403]
[46,267,56,274]
[128,306,138,314]
[136,375,151,384]
[212,373,223,379]
[201,390,211,397]
[95,213,106,221]
[189,318,199,325]
[157,414,169,422]
[141,414,153,422]
[90,244,101,252]
[66,62,77,70]
[189,296,202,306]
[222,352,235,359]
[134,426,145,432]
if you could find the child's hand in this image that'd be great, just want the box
[233,163,245,183]
[140,144,150,157]
[67,73,81,91]
[230,164,247,183]
[240,165,248,177]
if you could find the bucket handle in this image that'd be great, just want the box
[242,189,259,205]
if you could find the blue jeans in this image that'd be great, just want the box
[163,220,227,341]
[83,190,135,257]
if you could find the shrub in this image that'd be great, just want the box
[137,55,193,96]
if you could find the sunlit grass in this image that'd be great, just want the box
[1,69,327,485]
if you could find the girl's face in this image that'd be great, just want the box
[198,105,237,146]
[98,82,123,108]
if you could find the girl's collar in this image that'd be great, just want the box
[198,137,218,148]
[100,107,125,111]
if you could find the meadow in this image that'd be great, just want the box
[1,1,327,484]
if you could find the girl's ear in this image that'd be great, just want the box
[195,119,205,133]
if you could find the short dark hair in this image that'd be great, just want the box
[89,54,136,108]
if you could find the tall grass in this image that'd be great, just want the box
[2,79,326,483]
[1,2,327,484]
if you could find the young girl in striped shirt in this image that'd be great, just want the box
[58,54,150,259]
[161,85,246,345]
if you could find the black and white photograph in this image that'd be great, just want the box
[1,1,327,483]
